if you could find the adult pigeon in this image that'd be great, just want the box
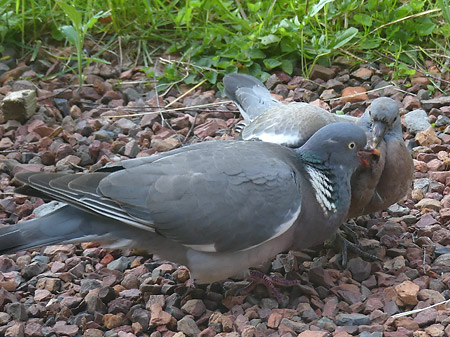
[1,123,376,283]
[223,73,413,218]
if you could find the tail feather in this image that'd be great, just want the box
[223,73,282,123]
[0,206,109,255]
[0,205,189,266]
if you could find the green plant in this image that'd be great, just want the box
[57,0,109,86]
[0,0,449,88]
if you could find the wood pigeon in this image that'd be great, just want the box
[223,73,413,219]
[1,122,376,283]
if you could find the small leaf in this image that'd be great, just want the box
[308,0,334,17]
[204,71,218,84]
[281,59,293,74]
[59,25,79,46]
[57,1,82,29]
[263,58,282,69]
[247,48,266,59]
[332,27,358,49]
[353,14,372,27]
[359,38,380,49]
[260,34,281,45]
[438,0,450,25]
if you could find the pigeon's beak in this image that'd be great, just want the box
[357,148,381,168]
[371,121,387,148]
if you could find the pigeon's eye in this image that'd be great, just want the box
[348,142,356,150]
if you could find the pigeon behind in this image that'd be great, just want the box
[223,73,413,218]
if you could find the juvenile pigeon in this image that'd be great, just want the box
[0,123,376,283]
[224,73,413,218]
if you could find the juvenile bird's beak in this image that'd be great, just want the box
[357,148,381,168]
[371,121,387,148]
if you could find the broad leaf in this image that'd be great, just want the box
[59,25,79,47]
[263,58,282,69]
[281,59,293,74]
[332,27,358,49]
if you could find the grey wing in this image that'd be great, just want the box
[241,103,340,148]
[223,73,282,122]
[98,142,302,253]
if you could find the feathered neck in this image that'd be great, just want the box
[299,151,352,217]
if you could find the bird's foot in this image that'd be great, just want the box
[336,231,381,267]
[240,270,300,305]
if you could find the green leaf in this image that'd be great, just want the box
[59,25,79,47]
[260,34,281,45]
[332,27,358,49]
[263,58,282,69]
[438,0,450,25]
[308,0,334,17]
[353,13,372,27]
[359,38,380,49]
[247,48,266,59]
[280,37,297,53]
[204,71,218,84]
[57,1,82,30]
[281,59,293,74]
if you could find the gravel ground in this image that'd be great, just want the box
[0,54,449,337]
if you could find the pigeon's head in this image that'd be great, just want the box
[367,97,401,147]
[300,122,379,170]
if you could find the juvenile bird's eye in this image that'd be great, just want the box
[348,142,356,150]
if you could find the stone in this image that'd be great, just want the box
[107,256,130,272]
[309,64,335,81]
[404,109,431,134]
[394,317,419,330]
[194,118,227,138]
[181,299,206,318]
[417,289,446,304]
[103,313,124,329]
[297,331,328,337]
[53,321,79,337]
[279,317,308,333]
[124,140,140,157]
[5,302,28,321]
[80,279,102,297]
[425,324,445,337]
[403,95,421,110]
[341,87,368,103]
[0,89,36,122]
[395,280,419,306]
[150,304,172,327]
[416,127,442,147]
[336,313,370,326]
[415,198,442,211]
[83,329,104,337]
[34,289,52,301]
[267,312,283,328]
[5,322,24,337]
[114,118,136,134]
[0,312,11,324]
[151,137,180,152]
[351,67,373,80]
[0,137,13,150]
[177,316,201,337]
[414,308,438,327]
[85,291,107,314]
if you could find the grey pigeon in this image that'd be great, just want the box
[1,123,375,283]
[223,73,413,218]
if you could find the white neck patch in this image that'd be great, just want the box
[305,165,337,215]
